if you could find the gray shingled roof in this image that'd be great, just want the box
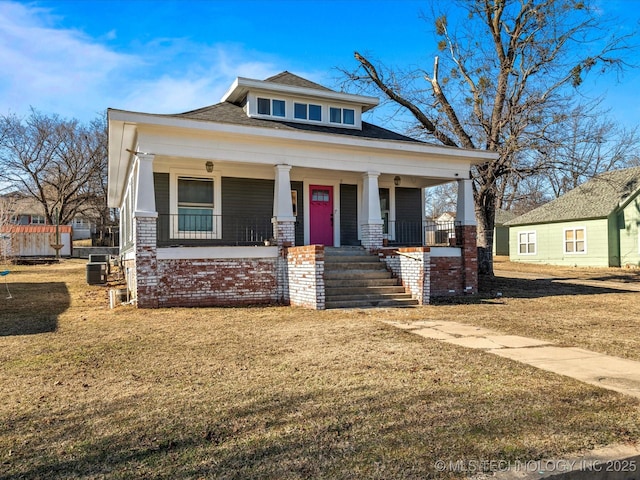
[264,71,333,91]
[177,100,423,143]
[506,166,640,226]
[495,209,516,225]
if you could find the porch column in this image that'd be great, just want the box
[272,164,296,305]
[133,153,158,308]
[455,178,476,227]
[272,164,296,247]
[455,179,478,294]
[134,153,156,216]
[361,171,384,250]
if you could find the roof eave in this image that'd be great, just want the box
[107,109,137,208]
[220,76,380,111]
[107,109,497,165]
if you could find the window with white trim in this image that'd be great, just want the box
[169,170,221,240]
[564,227,586,254]
[177,177,215,235]
[257,97,285,117]
[518,231,536,255]
[329,107,355,125]
[30,215,46,225]
[294,102,322,121]
[73,218,89,227]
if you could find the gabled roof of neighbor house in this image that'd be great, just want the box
[506,166,640,226]
[495,209,516,225]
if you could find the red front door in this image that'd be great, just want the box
[309,185,334,246]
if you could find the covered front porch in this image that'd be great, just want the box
[122,151,478,308]
[125,153,475,251]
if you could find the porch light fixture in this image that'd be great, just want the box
[394,175,401,186]
[205,161,214,173]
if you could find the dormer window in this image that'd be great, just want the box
[257,97,285,117]
[329,107,355,125]
[294,102,322,122]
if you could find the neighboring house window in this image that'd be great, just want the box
[257,97,285,117]
[12,215,29,225]
[329,107,355,125]
[30,215,46,225]
[518,231,536,255]
[564,227,586,254]
[294,102,322,121]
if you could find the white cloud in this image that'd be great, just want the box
[0,1,136,120]
[118,43,284,114]
[0,1,328,121]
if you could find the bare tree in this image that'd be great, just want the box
[533,104,640,197]
[0,194,16,260]
[343,0,634,274]
[0,109,108,227]
[425,183,458,218]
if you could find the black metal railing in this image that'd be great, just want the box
[157,214,273,247]
[387,220,460,246]
[424,220,459,246]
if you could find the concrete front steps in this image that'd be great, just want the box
[324,247,418,309]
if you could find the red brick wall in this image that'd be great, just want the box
[456,225,478,294]
[430,256,464,297]
[155,258,278,307]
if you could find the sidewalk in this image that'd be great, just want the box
[381,319,640,399]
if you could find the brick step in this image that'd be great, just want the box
[324,247,369,257]
[327,292,414,301]
[325,285,407,296]
[324,255,381,264]
[325,261,388,271]
[324,270,393,280]
[326,297,419,309]
[322,246,416,309]
[324,277,400,288]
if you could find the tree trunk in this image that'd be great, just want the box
[475,187,496,276]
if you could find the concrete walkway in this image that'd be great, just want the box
[381,319,640,399]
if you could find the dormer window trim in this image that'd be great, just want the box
[294,102,322,122]
[329,107,355,126]
[248,92,363,130]
[257,97,286,118]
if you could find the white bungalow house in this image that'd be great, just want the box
[108,72,497,308]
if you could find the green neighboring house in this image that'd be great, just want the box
[493,209,516,256]
[506,166,640,267]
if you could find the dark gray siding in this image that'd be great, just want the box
[222,177,274,244]
[394,187,422,245]
[291,181,304,246]
[154,173,171,244]
[155,175,277,246]
[340,184,359,246]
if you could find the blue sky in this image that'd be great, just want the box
[1,0,639,131]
